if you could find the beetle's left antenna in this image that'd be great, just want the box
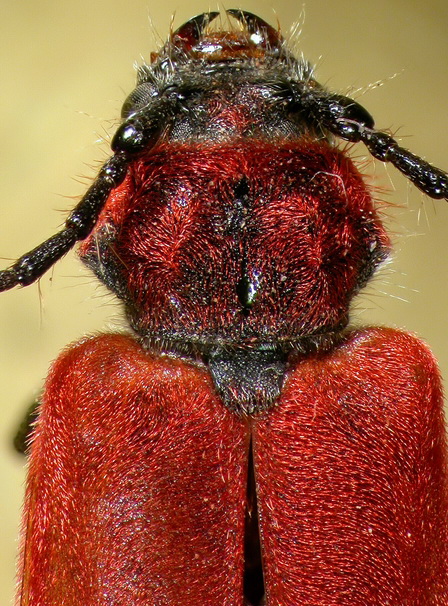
[0,153,129,292]
[0,80,182,293]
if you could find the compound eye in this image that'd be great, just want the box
[121,83,157,119]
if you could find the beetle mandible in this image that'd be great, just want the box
[2,10,448,605]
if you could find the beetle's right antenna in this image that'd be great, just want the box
[287,85,448,200]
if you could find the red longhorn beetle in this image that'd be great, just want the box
[2,10,448,605]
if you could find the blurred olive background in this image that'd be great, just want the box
[1,0,447,602]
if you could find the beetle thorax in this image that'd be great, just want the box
[79,139,388,354]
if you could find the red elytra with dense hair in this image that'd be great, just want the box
[21,330,447,604]
[6,10,448,606]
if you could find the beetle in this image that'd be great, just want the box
[2,9,448,605]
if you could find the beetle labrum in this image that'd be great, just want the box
[2,10,448,606]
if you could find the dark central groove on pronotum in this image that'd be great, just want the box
[232,178,259,316]
[243,441,265,605]
[208,175,286,414]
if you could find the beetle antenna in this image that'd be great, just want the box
[0,153,129,292]
[287,84,448,200]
